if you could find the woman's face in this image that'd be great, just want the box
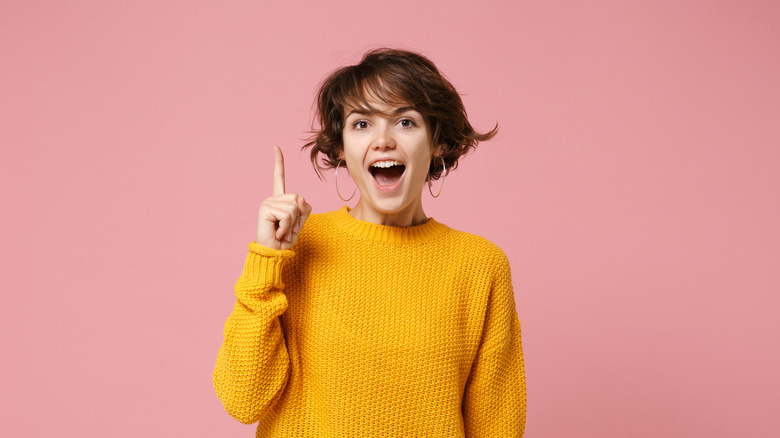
[340,97,440,226]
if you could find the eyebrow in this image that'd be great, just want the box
[346,106,415,118]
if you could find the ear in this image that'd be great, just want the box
[336,147,345,161]
[432,144,444,158]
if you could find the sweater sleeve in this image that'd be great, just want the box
[213,242,295,424]
[462,256,527,437]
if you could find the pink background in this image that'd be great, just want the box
[2,0,778,436]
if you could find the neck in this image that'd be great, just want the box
[349,198,429,227]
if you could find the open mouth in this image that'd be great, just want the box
[369,160,406,186]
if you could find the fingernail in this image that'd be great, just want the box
[294,223,301,233]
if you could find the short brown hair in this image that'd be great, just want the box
[303,48,497,180]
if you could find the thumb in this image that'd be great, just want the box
[297,197,312,230]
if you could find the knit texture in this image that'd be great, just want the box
[213,207,526,437]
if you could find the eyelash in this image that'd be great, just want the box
[352,118,416,130]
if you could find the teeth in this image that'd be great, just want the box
[371,160,403,168]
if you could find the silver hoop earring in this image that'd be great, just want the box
[335,160,357,202]
[428,156,447,198]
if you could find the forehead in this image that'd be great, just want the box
[341,77,417,117]
[344,100,417,119]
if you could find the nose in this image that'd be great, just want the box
[371,123,396,150]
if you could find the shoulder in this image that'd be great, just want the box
[298,208,349,235]
[302,211,330,229]
[438,226,511,272]
[292,209,352,252]
[437,226,516,306]
[293,211,330,246]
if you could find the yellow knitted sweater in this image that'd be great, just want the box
[213,207,526,437]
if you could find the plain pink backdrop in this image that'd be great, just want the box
[1,0,778,437]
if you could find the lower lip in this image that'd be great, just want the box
[372,171,405,192]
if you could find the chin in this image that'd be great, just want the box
[368,198,411,215]
[361,189,420,215]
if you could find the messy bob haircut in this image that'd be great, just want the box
[303,48,497,181]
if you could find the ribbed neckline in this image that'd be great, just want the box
[326,206,450,245]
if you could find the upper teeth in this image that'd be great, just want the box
[371,160,402,168]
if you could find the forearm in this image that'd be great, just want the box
[462,312,526,436]
[213,244,294,424]
[462,256,527,436]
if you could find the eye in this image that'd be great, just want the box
[398,118,416,128]
[353,120,369,130]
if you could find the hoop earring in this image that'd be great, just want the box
[335,160,357,202]
[427,156,447,198]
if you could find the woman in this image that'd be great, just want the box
[214,48,526,437]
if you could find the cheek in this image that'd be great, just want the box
[339,139,359,164]
[413,142,434,169]
[342,150,364,180]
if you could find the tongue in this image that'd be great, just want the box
[373,166,404,186]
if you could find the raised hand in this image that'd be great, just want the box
[256,146,312,250]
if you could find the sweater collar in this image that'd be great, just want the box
[327,206,450,244]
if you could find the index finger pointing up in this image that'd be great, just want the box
[273,145,285,195]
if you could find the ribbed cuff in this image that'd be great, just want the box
[240,242,296,287]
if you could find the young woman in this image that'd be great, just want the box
[214,48,526,437]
